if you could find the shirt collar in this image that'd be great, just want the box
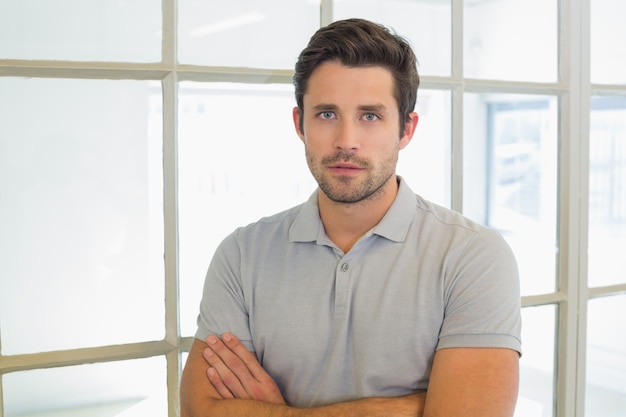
[289,177,416,244]
[371,177,416,242]
[289,190,324,243]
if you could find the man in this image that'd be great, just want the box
[180,18,521,417]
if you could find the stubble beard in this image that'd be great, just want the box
[306,150,399,205]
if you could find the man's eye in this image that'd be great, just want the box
[363,113,378,121]
[320,111,335,119]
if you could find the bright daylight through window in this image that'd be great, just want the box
[1,1,625,416]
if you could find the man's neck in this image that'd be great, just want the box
[318,176,399,253]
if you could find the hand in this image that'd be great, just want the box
[203,333,286,405]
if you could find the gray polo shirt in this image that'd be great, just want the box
[196,178,522,408]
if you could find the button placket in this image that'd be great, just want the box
[334,258,352,316]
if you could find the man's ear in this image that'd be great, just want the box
[292,106,305,142]
[399,112,419,150]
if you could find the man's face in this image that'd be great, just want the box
[293,61,417,204]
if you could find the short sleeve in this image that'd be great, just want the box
[194,229,255,351]
[437,228,522,355]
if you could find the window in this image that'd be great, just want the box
[1,1,625,416]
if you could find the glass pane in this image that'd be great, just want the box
[398,89,451,208]
[0,78,164,354]
[588,97,626,288]
[178,82,315,336]
[334,0,451,76]
[178,0,319,69]
[464,94,558,296]
[591,1,626,84]
[516,305,556,417]
[464,0,557,82]
[586,295,626,416]
[0,0,161,62]
[2,357,166,417]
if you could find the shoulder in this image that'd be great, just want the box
[396,178,489,236]
[410,194,516,268]
[208,202,309,278]
[216,202,310,257]
[413,195,505,242]
[414,194,483,233]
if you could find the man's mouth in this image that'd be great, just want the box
[328,162,365,175]
[330,163,362,169]
[322,153,368,173]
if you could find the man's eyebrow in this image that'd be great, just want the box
[312,103,339,111]
[358,103,389,113]
[311,103,389,112]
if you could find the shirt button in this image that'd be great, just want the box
[341,263,349,272]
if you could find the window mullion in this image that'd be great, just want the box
[449,0,463,212]
[451,0,463,82]
[321,0,333,26]
[450,85,463,212]
[574,0,592,414]
[556,0,591,416]
[162,0,181,416]
[0,367,4,417]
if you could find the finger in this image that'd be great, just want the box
[208,334,258,385]
[206,367,235,399]
[221,333,267,381]
[204,336,249,398]
[220,333,286,404]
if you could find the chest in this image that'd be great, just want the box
[240,242,445,405]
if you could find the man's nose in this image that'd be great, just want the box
[333,120,360,151]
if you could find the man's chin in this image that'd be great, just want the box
[321,184,372,205]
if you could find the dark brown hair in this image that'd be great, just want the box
[293,18,420,133]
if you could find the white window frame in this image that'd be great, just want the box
[1,1,626,416]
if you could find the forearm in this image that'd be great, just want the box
[421,348,519,417]
[181,397,293,417]
[182,393,426,417]
[181,336,426,417]
[309,393,425,417]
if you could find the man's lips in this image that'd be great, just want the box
[329,163,362,169]
[328,163,365,175]
[322,153,368,173]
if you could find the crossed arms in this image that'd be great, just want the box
[180,333,519,417]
